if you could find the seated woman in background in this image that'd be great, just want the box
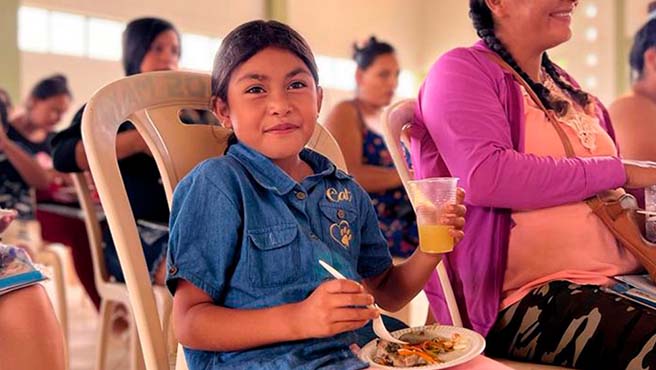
[0,75,71,226]
[413,0,656,368]
[0,210,66,370]
[609,6,656,164]
[325,37,418,258]
[52,17,182,288]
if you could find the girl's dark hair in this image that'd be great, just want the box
[122,17,180,76]
[211,20,319,102]
[352,36,395,70]
[469,0,589,115]
[629,8,656,80]
[30,74,72,100]
[210,20,320,153]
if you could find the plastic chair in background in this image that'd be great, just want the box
[381,98,462,327]
[71,172,173,370]
[80,71,216,370]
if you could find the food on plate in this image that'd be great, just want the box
[372,331,465,367]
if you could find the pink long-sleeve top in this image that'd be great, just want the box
[411,40,627,335]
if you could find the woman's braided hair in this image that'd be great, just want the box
[469,0,590,115]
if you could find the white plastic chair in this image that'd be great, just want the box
[71,172,172,370]
[80,71,348,370]
[382,99,572,370]
[381,99,462,327]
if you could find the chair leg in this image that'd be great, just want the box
[129,315,146,370]
[160,298,176,357]
[95,300,112,370]
[36,247,68,343]
[175,344,188,370]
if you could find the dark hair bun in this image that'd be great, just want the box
[352,35,394,70]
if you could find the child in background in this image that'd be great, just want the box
[167,20,465,369]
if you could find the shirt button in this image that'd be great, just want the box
[309,233,319,240]
[168,266,178,275]
[337,209,346,219]
[296,192,307,200]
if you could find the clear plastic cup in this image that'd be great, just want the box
[646,185,656,242]
[407,177,459,254]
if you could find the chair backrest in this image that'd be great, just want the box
[70,173,108,290]
[81,71,347,370]
[381,99,463,327]
[381,100,415,187]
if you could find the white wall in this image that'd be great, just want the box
[626,0,653,37]
[19,0,265,127]
[287,0,478,121]
[24,0,264,36]
[419,0,477,72]
[21,52,122,127]
[548,1,617,104]
[18,0,630,126]
[286,0,425,72]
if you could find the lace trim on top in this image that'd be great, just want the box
[542,74,599,152]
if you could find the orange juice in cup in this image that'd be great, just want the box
[408,177,458,253]
[418,224,454,252]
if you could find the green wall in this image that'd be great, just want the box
[0,0,20,103]
[265,0,287,22]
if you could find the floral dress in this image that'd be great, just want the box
[355,101,418,257]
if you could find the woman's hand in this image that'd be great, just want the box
[442,187,466,244]
[291,279,379,339]
[623,160,656,189]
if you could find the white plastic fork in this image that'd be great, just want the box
[318,259,408,344]
[637,210,656,217]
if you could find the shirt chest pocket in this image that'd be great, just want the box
[247,224,301,288]
[319,202,359,251]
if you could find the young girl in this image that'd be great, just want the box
[167,20,465,369]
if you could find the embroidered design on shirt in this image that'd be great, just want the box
[329,220,352,248]
[542,74,599,152]
[326,187,352,203]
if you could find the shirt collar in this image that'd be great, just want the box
[227,142,350,195]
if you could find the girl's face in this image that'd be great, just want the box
[356,53,399,108]
[214,47,322,161]
[28,94,71,129]
[491,0,578,51]
[139,30,180,73]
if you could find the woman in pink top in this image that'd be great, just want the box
[414,0,656,368]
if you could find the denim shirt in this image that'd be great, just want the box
[167,143,392,370]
